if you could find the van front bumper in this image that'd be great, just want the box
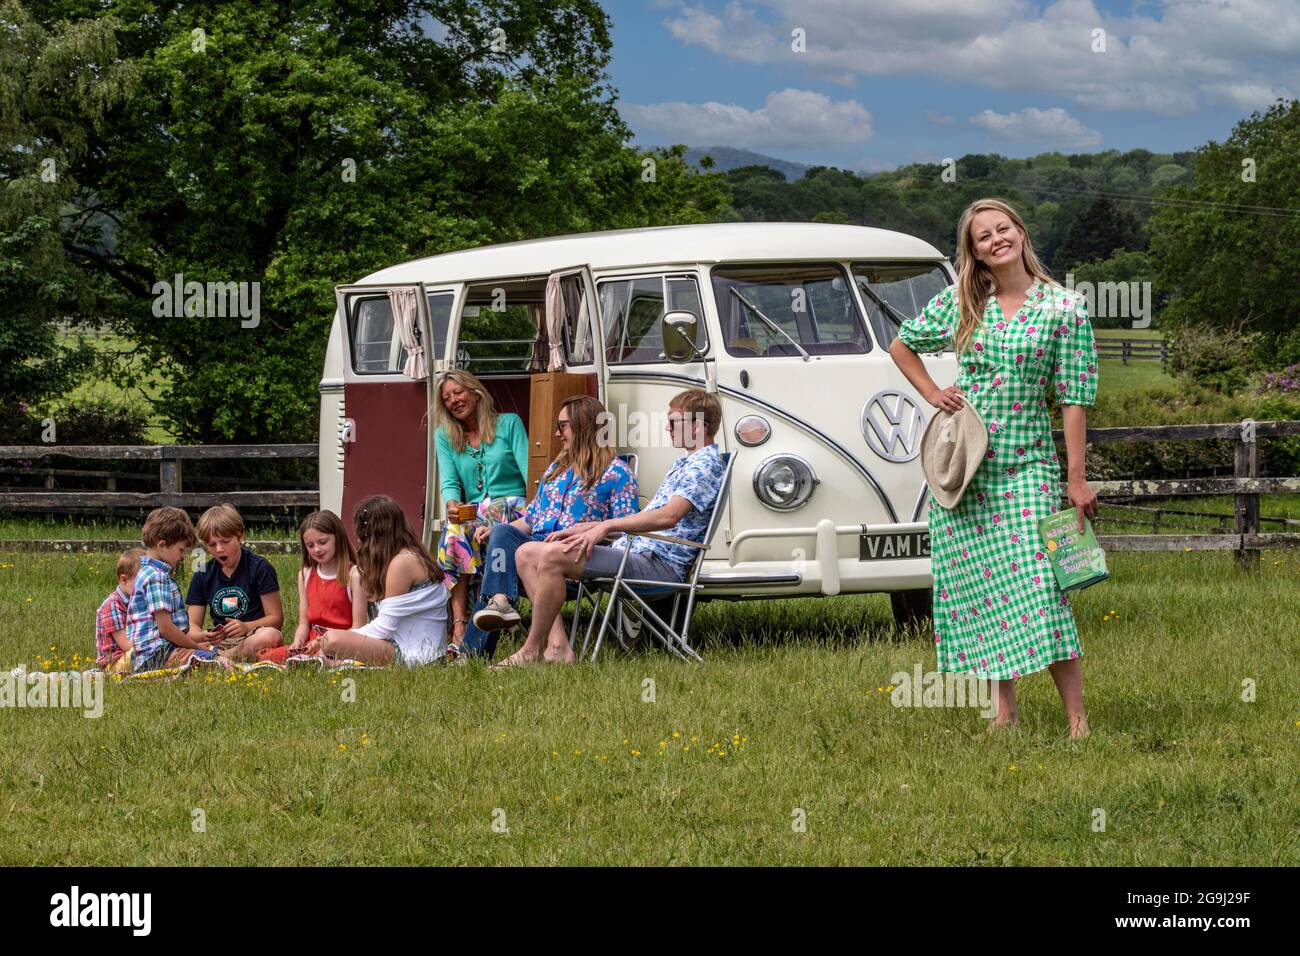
[698,519,933,599]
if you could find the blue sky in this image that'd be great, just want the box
[605,0,1299,171]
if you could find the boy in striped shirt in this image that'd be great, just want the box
[95,548,145,674]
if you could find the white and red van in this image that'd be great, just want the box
[319,222,955,625]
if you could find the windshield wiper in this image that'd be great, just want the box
[728,287,810,361]
[856,279,913,328]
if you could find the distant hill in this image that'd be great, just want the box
[680,146,810,181]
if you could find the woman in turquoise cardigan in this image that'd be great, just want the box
[434,370,529,647]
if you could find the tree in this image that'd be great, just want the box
[0,1,137,440]
[1052,197,1146,273]
[33,1,730,443]
[1149,98,1300,363]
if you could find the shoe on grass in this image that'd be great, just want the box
[473,596,521,631]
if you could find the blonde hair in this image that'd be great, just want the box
[434,370,499,453]
[954,198,1054,354]
[196,503,245,542]
[116,547,145,580]
[543,395,616,490]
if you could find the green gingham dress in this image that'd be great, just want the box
[898,280,1099,680]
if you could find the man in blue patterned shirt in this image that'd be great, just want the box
[493,389,726,666]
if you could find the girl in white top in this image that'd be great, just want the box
[318,495,448,666]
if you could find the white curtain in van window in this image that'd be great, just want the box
[545,273,565,371]
[388,288,427,380]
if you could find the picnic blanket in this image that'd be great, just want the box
[117,654,370,683]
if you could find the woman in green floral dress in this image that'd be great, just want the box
[890,198,1099,738]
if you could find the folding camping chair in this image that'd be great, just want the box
[569,451,735,662]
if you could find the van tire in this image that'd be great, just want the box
[890,589,932,632]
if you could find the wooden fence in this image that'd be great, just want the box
[1094,337,1168,365]
[0,444,318,510]
[2,421,1299,569]
[1047,419,1300,568]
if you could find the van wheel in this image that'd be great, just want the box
[890,589,932,632]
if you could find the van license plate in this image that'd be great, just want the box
[859,531,930,560]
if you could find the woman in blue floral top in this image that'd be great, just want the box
[454,395,638,659]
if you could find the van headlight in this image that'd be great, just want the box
[753,454,818,511]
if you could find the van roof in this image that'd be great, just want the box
[358,222,948,285]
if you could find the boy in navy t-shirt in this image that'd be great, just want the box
[186,504,284,660]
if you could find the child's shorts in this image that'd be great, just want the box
[133,646,209,673]
[213,625,274,652]
[102,650,134,676]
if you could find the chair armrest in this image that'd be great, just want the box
[618,530,707,550]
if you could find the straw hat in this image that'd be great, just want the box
[920,401,988,510]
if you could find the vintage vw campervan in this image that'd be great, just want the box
[318,223,956,626]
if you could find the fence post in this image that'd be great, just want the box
[159,452,183,500]
[1234,419,1259,571]
[1122,340,1131,365]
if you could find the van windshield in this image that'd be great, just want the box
[852,262,951,349]
[711,263,870,357]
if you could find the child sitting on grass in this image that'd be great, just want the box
[317,495,447,666]
[257,510,366,664]
[95,547,145,675]
[128,507,224,672]
[186,503,284,661]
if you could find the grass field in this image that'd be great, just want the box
[1,546,1295,866]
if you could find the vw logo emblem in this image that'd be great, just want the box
[861,390,925,462]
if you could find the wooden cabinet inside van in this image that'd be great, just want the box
[526,371,597,492]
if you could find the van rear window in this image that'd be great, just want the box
[711,264,870,357]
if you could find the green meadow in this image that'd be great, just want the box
[1,546,1295,866]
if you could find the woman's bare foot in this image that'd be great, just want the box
[543,647,577,665]
[1069,717,1091,739]
[490,650,542,670]
[988,716,1020,734]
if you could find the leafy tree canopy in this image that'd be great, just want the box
[32,0,729,442]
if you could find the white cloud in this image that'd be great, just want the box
[659,0,1300,117]
[1202,82,1297,113]
[970,107,1102,149]
[623,88,873,148]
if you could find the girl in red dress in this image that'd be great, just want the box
[258,511,365,663]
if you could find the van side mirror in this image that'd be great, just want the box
[661,310,703,363]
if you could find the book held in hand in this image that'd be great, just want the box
[1039,508,1110,592]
